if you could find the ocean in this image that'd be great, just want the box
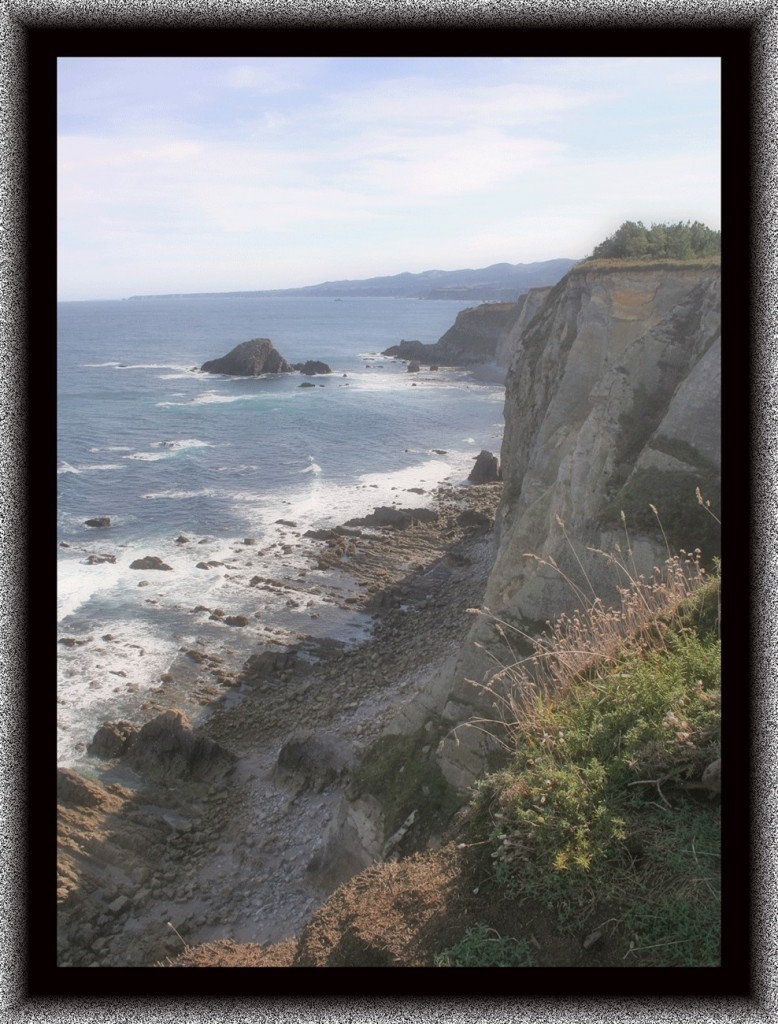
[57,295,506,766]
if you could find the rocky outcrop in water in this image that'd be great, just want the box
[201,338,293,376]
[130,556,172,571]
[293,360,332,375]
[383,301,520,367]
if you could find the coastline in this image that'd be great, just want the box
[57,478,503,966]
[56,437,501,766]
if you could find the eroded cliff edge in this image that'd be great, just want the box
[435,260,721,788]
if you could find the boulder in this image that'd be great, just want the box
[84,517,111,528]
[299,382,316,388]
[84,554,116,565]
[467,450,501,484]
[294,360,332,375]
[129,556,173,571]
[407,361,421,373]
[122,709,236,783]
[88,720,139,759]
[201,338,293,376]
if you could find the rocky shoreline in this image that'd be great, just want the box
[57,480,502,967]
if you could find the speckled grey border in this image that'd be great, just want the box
[2,1,775,1020]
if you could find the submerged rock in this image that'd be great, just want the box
[201,338,293,376]
[84,517,111,528]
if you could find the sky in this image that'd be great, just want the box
[57,56,721,301]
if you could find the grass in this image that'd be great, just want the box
[456,534,721,967]
[435,924,536,967]
[572,256,721,273]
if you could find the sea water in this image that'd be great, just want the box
[57,295,506,765]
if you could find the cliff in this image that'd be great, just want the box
[383,301,521,366]
[436,259,721,788]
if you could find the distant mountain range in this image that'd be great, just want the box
[128,259,580,303]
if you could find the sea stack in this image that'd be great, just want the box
[200,338,293,376]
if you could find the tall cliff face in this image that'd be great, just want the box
[493,285,552,367]
[437,261,721,789]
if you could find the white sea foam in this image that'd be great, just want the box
[88,445,134,453]
[300,456,322,475]
[358,459,452,493]
[124,438,214,461]
[252,454,475,536]
[58,461,124,474]
[58,555,126,622]
[149,438,214,450]
[191,392,257,405]
[141,488,218,500]
[123,451,171,462]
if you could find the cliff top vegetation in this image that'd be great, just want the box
[580,220,721,264]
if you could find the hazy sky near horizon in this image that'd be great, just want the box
[58,56,720,301]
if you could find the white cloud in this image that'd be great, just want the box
[56,57,721,299]
[328,78,593,130]
[59,136,202,173]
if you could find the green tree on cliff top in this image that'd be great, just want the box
[588,220,720,260]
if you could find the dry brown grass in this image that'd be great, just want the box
[463,516,712,747]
